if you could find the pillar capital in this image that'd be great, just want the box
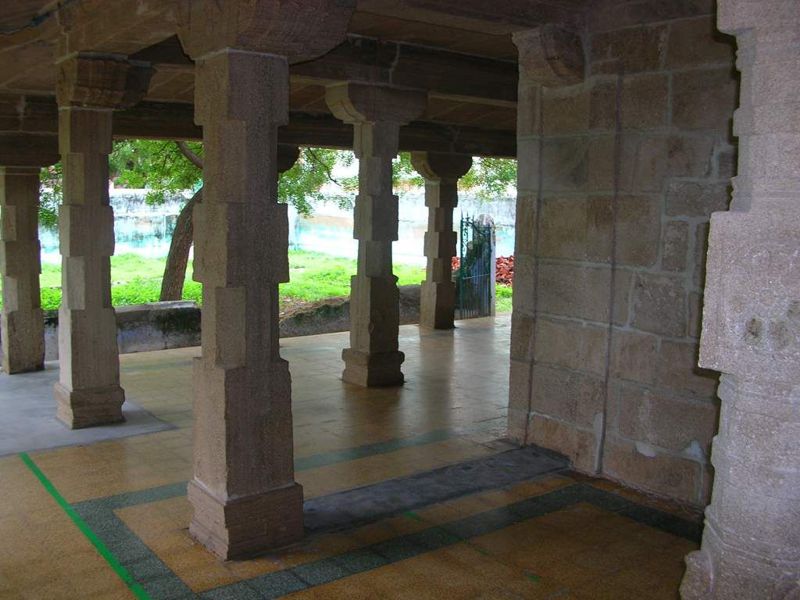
[512,25,584,86]
[177,0,354,61]
[56,54,153,110]
[325,82,427,127]
[277,144,300,174]
[410,152,472,183]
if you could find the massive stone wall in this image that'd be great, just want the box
[510,3,738,506]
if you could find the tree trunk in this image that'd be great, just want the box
[159,187,202,301]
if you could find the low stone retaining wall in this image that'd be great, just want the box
[31,286,422,360]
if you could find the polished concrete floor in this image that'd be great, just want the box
[0,316,700,599]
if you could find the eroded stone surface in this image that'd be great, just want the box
[0,167,45,374]
[411,152,472,330]
[326,83,426,386]
[187,49,303,559]
[54,55,144,428]
[682,1,800,597]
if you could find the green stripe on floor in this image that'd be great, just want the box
[19,452,151,600]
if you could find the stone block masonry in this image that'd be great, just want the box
[511,4,737,507]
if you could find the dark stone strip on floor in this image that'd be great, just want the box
[75,504,195,599]
[303,445,568,533]
[201,482,701,599]
[73,420,504,511]
[68,444,700,600]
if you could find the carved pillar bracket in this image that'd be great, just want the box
[410,152,472,330]
[681,2,800,598]
[325,82,427,386]
[176,0,355,560]
[54,54,152,429]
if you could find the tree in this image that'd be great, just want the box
[39,144,514,301]
[111,141,349,299]
[460,157,517,199]
[111,140,204,300]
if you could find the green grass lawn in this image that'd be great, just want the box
[496,284,512,313]
[37,251,428,310]
[36,251,513,312]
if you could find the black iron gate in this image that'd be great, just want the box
[456,215,495,319]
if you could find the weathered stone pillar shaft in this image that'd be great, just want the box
[325,82,427,387]
[681,1,800,598]
[52,53,152,429]
[0,167,45,373]
[411,151,472,329]
[187,49,302,560]
[350,120,401,358]
[54,103,124,428]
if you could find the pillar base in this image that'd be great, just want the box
[188,480,304,560]
[681,523,800,599]
[341,348,404,387]
[54,382,125,429]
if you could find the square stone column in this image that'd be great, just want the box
[0,167,46,373]
[680,1,800,598]
[185,50,303,560]
[175,0,354,559]
[326,83,427,387]
[410,152,472,330]
[54,55,152,429]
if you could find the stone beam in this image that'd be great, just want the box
[680,1,800,598]
[131,34,518,105]
[356,0,586,35]
[410,151,472,329]
[57,0,180,56]
[54,53,152,429]
[0,94,516,157]
[326,82,427,386]
[177,0,355,63]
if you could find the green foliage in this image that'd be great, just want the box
[40,141,354,225]
[495,284,513,313]
[111,140,203,204]
[39,163,62,230]
[393,153,424,188]
[461,157,517,199]
[279,148,352,215]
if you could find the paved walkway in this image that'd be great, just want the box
[0,316,699,599]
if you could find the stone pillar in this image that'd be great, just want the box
[681,1,800,598]
[0,167,47,373]
[184,49,305,560]
[176,0,353,559]
[54,55,152,429]
[410,152,472,330]
[325,83,426,386]
[507,27,588,456]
